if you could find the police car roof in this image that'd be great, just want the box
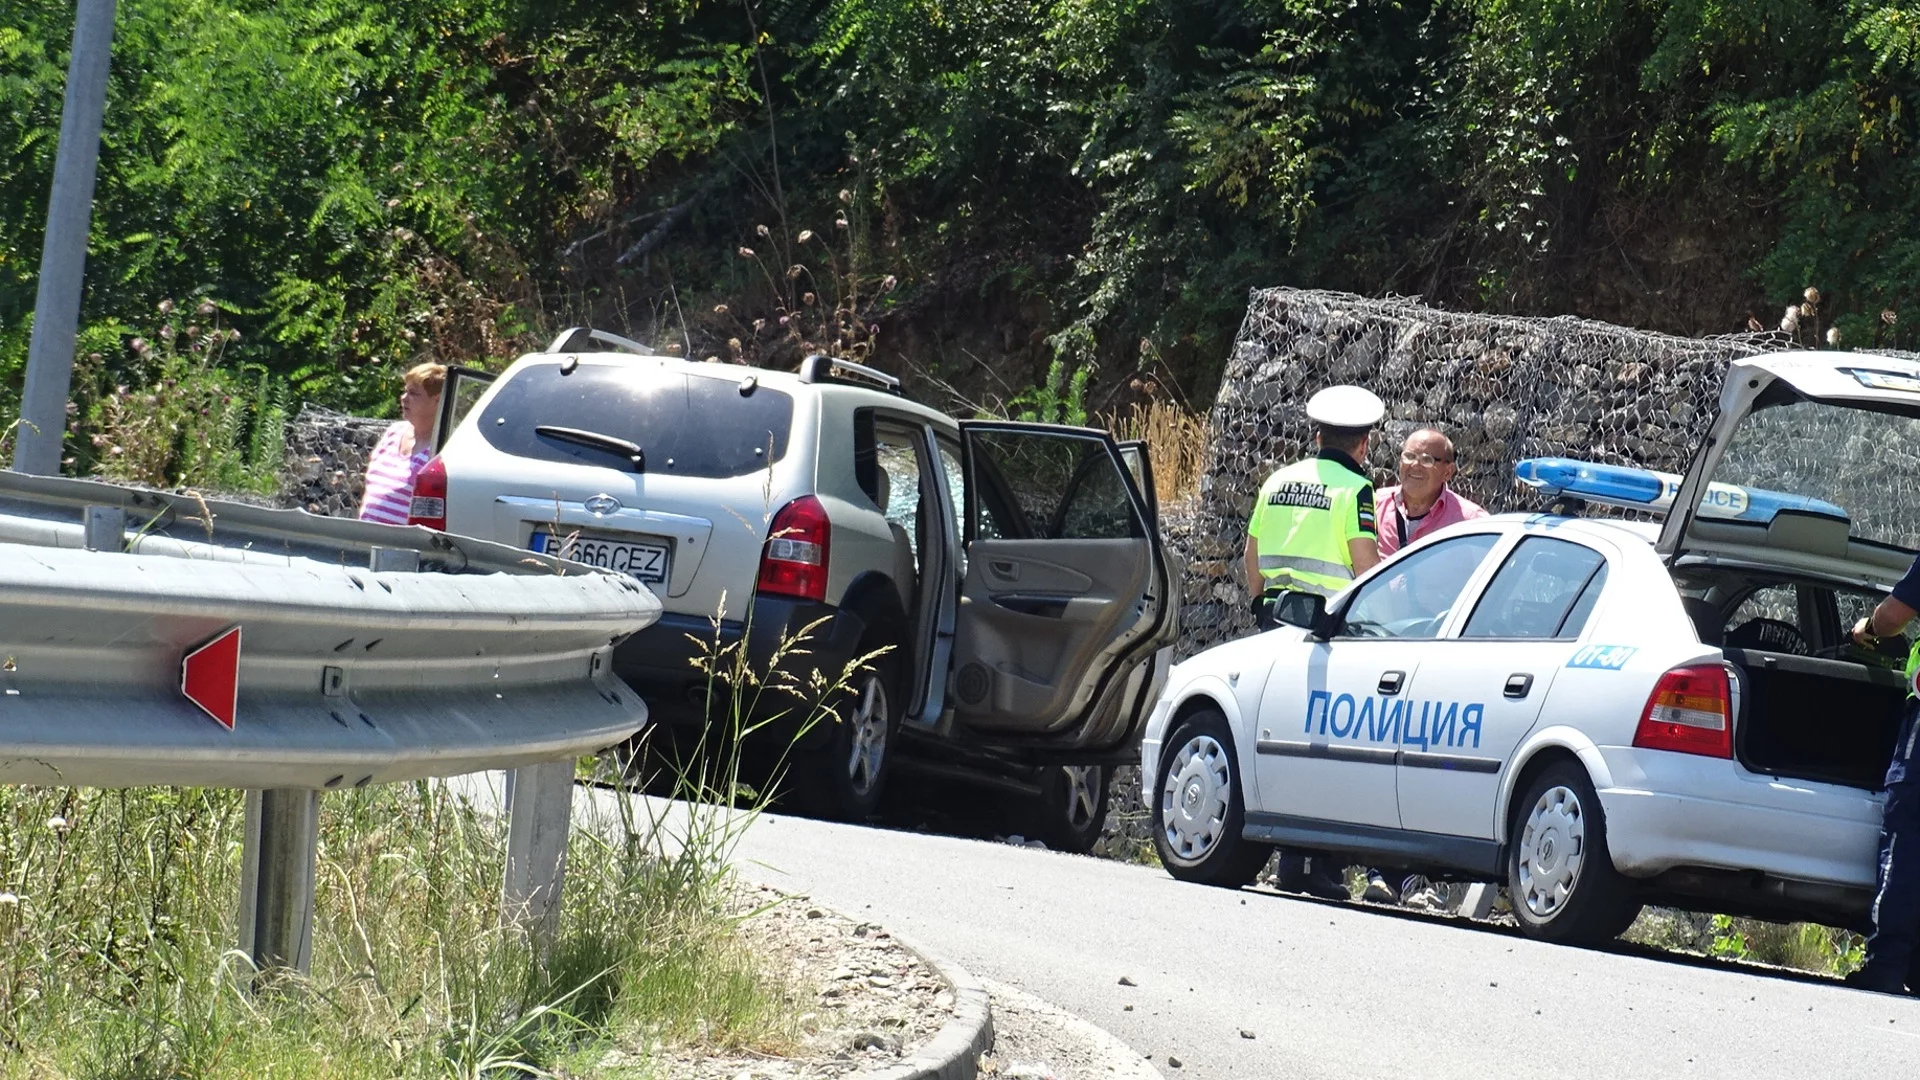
[1475,511,1662,547]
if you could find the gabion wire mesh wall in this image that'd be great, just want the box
[1178,287,1804,658]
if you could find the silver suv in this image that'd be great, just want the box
[416,328,1176,849]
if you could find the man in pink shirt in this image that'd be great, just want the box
[1375,426,1487,558]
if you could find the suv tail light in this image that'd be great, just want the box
[407,455,448,530]
[1633,664,1732,758]
[757,495,830,602]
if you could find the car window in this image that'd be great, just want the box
[937,437,967,576]
[476,363,791,479]
[1557,564,1608,638]
[1731,584,1799,629]
[1337,533,1501,639]
[968,429,1142,540]
[875,426,928,568]
[1461,537,1608,639]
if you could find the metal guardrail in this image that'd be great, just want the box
[0,469,661,976]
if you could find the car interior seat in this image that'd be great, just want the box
[1680,596,1725,646]
[872,468,918,616]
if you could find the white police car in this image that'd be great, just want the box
[1143,351,1920,944]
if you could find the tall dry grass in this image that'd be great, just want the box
[1104,398,1211,507]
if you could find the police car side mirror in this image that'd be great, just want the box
[1273,591,1332,637]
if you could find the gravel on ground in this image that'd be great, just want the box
[639,880,1159,1080]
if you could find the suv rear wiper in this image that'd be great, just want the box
[534,425,645,471]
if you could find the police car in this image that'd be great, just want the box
[1143,351,1920,944]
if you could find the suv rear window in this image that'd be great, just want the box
[477,363,793,478]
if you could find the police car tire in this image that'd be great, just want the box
[1152,710,1271,888]
[1505,761,1642,945]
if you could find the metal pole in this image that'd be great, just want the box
[238,789,320,982]
[501,759,574,954]
[14,0,119,476]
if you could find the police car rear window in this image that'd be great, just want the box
[478,364,792,479]
[1461,537,1606,640]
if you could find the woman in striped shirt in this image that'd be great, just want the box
[357,362,446,525]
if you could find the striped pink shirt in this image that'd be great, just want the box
[358,421,429,525]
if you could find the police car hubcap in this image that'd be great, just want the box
[1161,734,1231,861]
[1518,785,1586,919]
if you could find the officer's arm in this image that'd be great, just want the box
[1857,555,1920,646]
[1244,536,1262,593]
[1856,597,1919,645]
[1349,536,1381,576]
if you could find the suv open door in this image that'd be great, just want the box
[950,422,1176,758]
[432,366,497,453]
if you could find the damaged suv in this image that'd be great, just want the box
[418,329,1177,850]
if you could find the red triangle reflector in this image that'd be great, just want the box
[181,626,241,730]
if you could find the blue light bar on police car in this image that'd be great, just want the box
[1514,457,1848,524]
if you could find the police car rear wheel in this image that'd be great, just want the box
[1152,710,1271,888]
[1506,761,1640,945]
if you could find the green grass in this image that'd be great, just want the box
[1621,907,1865,977]
[0,778,802,1079]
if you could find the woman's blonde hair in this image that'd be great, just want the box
[403,362,447,397]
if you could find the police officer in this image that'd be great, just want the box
[1243,384,1385,901]
[1850,566,1920,994]
[1242,384,1385,617]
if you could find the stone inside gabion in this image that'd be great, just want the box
[279,403,391,518]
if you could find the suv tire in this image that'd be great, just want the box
[797,632,898,821]
[1023,765,1112,855]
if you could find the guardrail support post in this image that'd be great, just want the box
[238,789,320,983]
[501,759,574,953]
[83,505,124,551]
[368,546,420,572]
[1460,882,1498,920]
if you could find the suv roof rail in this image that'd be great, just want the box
[543,327,654,356]
[799,354,901,394]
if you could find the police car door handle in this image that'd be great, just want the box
[1377,671,1405,696]
[1504,673,1534,699]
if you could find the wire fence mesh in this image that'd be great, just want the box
[1177,287,1818,658]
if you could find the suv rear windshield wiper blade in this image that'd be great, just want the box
[534,425,645,471]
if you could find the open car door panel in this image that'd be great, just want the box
[951,422,1175,753]
[433,366,497,452]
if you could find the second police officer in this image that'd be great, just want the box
[1241,384,1386,901]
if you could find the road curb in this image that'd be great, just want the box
[854,929,995,1080]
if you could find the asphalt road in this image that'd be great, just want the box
[714,806,1920,1080]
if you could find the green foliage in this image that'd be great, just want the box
[1004,358,1092,425]
[1706,913,1866,975]
[13,0,1920,456]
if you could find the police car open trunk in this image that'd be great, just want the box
[1659,352,1920,790]
[1725,650,1904,790]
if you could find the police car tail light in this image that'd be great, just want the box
[407,455,449,530]
[1633,665,1733,758]
[758,495,831,603]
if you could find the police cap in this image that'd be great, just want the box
[1305,385,1385,429]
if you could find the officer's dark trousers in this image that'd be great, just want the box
[1864,700,1920,987]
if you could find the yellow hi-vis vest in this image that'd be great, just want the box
[1248,454,1375,598]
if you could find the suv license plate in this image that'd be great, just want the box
[532,532,669,584]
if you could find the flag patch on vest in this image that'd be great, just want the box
[1266,482,1333,511]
